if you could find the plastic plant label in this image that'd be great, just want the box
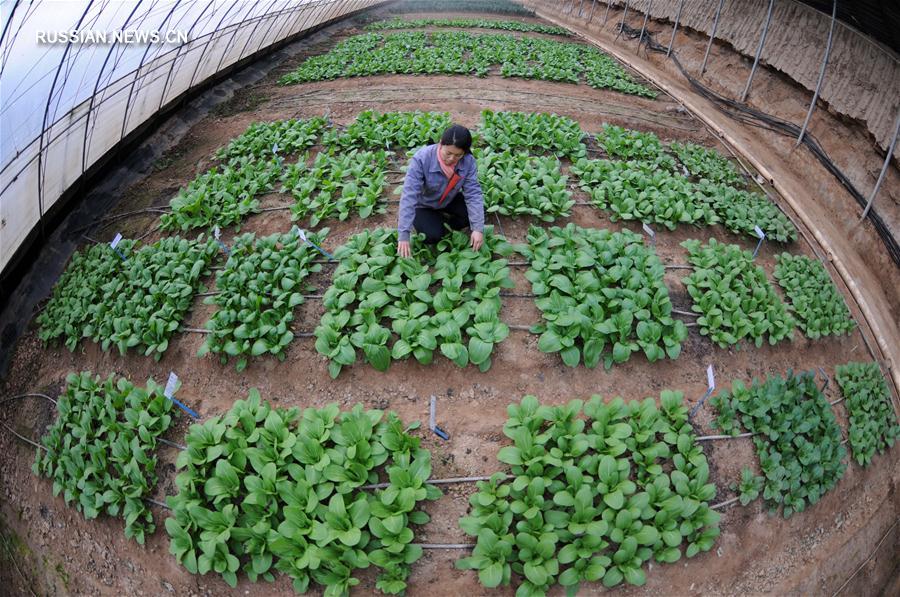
[164,372,179,399]
[110,233,123,249]
[213,226,221,240]
[754,225,766,240]
[295,227,307,243]
[272,143,279,154]
[429,395,436,431]
[707,364,716,391]
[642,223,655,238]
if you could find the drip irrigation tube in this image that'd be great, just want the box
[696,432,755,441]
[0,393,57,407]
[711,496,740,510]
[158,438,187,450]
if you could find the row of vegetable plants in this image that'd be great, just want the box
[573,125,796,242]
[834,362,900,466]
[277,31,656,98]
[682,238,795,348]
[322,110,453,151]
[475,148,574,220]
[33,371,177,544]
[365,18,569,36]
[519,224,688,369]
[773,253,856,338]
[198,230,326,371]
[457,392,720,593]
[166,389,441,594]
[314,227,514,377]
[709,370,847,518]
[38,236,218,358]
[388,0,535,15]
[282,149,389,227]
[27,364,896,593]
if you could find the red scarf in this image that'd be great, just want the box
[436,144,461,206]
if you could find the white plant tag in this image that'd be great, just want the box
[213,226,221,240]
[110,233,123,249]
[642,223,655,239]
[754,225,766,240]
[164,372,179,399]
[707,364,716,391]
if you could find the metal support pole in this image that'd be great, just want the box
[859,113,900,221]
[666,0,684,57]
[578,0,587,17]
[588,0,598,22]
[603,1,612,25]
[740,0,775,103]
[638,0,652,48]
[796,0,836,146]
[701,0,725,74]
[615,1,629,40]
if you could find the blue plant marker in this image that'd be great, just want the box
[429,395,449,440]
[294,226,336,260]
[752,225,766,258]
[110,232,127,261]
[689,364,716,418]
[213,226,230,255]
[163,372,200,420]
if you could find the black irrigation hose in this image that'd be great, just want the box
[619,23,900,268]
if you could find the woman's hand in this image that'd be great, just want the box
[398,240,411,257]
[470,230,484,252]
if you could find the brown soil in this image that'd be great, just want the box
[2,6,898,597]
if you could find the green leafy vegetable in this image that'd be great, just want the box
[710,370,846,517]
[521,224,687,368]
[669,141,744,187]
[683,238,794,348]
[33,371,176,544]
[281,149,388,227]
[216,118,326,162]
[166,390,440,594]
[457,392,719,593]
[571,158,716,230]
[366,18,569,36]
[38,236,218,359]
[476,148,574,221]
[835,362,899,467]
[773,253,855,338]
[315,227,514,377]
[160,157,283,231]
[278,31,656,98]
[479,110,586,158]
[323,110,451,151]
[200,230,325,371]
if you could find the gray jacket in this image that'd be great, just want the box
[397,144,485,241]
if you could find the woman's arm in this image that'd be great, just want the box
[459,155,485,250]
[398,153,425,256]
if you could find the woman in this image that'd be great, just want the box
[397,124,485,257]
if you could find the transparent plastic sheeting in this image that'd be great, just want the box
[0,0,382,273]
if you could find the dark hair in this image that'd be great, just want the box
[440,124,473,153]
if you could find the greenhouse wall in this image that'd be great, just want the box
[0,0,385,276]
[531,0,900,158]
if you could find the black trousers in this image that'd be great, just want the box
[414,194,471,244]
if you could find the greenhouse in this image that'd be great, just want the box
[0,0,898,594]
